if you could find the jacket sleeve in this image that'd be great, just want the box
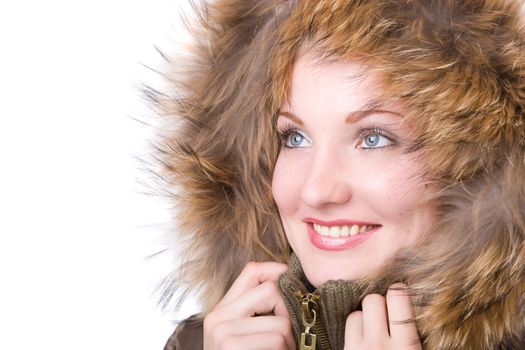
[163,316,203,350]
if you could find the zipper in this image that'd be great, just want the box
[294,291,332,350]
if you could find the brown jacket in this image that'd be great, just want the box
[164,316,203,350]
[164,255,525,349]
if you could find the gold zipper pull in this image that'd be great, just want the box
[295,291,320,350]
[300,323,316,350]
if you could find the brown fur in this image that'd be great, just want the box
[151,0,525,348]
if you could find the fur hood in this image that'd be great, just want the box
[152,0,525,348]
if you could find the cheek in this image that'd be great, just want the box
[271,155,297,214]
[358,157,426,220]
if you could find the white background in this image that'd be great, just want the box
[0,0,200,349]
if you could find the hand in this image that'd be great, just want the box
[203,261,295,350]
[344,283,422,350]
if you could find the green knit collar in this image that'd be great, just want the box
[278,253,390,349]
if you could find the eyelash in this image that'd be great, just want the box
[276,124,307,150]
[276,123,397,151]
[356,125,397,151]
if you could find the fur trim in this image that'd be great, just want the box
[153,0,525,348]
[151,0,293,313]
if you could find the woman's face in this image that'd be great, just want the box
[272,55,433,286]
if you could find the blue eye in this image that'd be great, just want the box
[277,126,311,149]
[359,132,394,149]
[289,132,305,147]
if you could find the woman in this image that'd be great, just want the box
[154,0,525,349]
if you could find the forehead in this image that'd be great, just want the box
[281,54,403,116]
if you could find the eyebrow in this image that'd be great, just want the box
[345,109,403,124]
[278,111,304,125]
[277,109,403,125]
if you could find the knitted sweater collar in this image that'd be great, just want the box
[278,253,389,350]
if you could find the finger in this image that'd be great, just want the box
[221,332,293,350]
[361,293,389,337]
[213,316,294,350]
[344,310,363,349]
[387,283,420,342]
[220,262,288,306]
[214,281,288,321]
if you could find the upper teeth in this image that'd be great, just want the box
[313,223,373,237]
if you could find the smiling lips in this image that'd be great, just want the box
[304,218,381,251]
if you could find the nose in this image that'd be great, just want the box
[300,149,353,208]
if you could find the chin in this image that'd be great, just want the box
[302,260,367,287]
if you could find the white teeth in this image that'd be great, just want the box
[314,223,331,236]
[329,226,340,237]
[313,223,375,237]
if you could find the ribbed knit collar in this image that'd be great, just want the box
[278,253,390,350]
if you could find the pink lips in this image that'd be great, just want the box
[303,217,381,251]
